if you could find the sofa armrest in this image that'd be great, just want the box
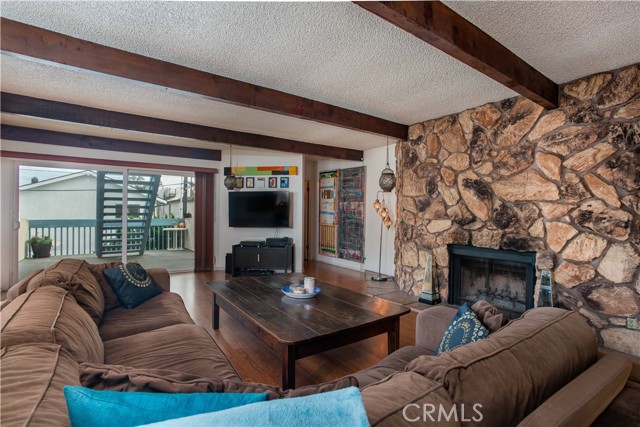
[415,305,457,352]
[148,268,170,292]
[517,352,631,427]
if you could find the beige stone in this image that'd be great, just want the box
[538,125,607,156]
[597,151,640,193]
[426,219,452,234]
[401,197,417,213]
[492,170,560,202]
[597,64,640,109]
[528,218,544,238]
[513,203,541,229]
[528,110,566,141]
[443,153,470,171]
[457,171,493,221]
[535,152,562,181]
[546,222,578,252]
[425,134,440,158]
[438,182,460,206]
[401,242,419,268]
[597,243,640,283]
[563,143,617,172]
[420,197,446,221]
[438,148,450,162]
[436,228,469,246]
[601,328,640,358]
[440,168,456,186]
[476,162,494,175]
[613,97,640,119]
[571,200,632,241]
[562,233,608,262]
[402,211,417,226]
[402,169,427,196]
[447,204,474,226]
[609,318,628,327]
[536,250,555,270]
[539,203,574,220]
[622,194,640,215]
[636,275,640,294]
[564,72,612,100]
[492,98,544,148]
[437,117,468,153]
[493,141,535,176]
[554,261,596,288]
[584,285,639,317]
[560,172,592,203]
[408,123,425,142]
[433,246,449,267]
[583,173,621,208]
[578,308,608,328]
[463,221,484,231]
[472,103,501,129]
[471,228,503,249]
[458,110,474,135]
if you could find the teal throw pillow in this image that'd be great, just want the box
[137,386,369,427]
[63,386,268,427]
[103,262,162,308]
[435,307,489,355]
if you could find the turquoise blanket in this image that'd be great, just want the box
[139,387,369,427]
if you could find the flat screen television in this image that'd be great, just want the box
[229,191,291,228]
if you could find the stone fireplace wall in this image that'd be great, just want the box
[395,63,639,355]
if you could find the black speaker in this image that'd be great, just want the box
[225,253,233,274]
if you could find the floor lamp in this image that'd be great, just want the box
[372,191,393,281]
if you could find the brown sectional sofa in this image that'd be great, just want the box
[2,258,639,426]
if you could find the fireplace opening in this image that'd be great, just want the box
[448,245,536,319]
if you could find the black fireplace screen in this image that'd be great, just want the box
[449,245,536,319]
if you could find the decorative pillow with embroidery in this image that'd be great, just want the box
[435,308,489,355]
[103,262,162,309]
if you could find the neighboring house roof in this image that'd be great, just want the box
[20,170,167,205]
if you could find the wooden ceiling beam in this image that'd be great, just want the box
[355,1,558,109]
[0,18,407,139]
[0,125,221,161]
[1,93,364,161]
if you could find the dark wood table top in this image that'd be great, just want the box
[207,275,410,345]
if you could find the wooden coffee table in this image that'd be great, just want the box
[207,276,410,389]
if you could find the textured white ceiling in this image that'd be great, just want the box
[444,1,640,83]
[1,1,639,153]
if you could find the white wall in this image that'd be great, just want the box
[0,156,19,289]
[214,149,305,272]
[313,144,397,277]
[20,175,98,220]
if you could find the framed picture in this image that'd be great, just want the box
[235,177,244,189]
[246,177,255,188]
[280,177,289,188]
[268,177,277,188]
[256,177,266,188]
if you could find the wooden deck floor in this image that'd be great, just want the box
[171,261,418,388]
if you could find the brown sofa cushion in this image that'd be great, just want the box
[79,363,224,393]
[79,362,357,400]
[353,345,431,388]
[409,307,598,427]
[5,268,43,302]
[89,261,123,311]
[1,344,80,427]
[519,352,632,427]
[26,259,105,325]
[103,323,239,381]
[360,371,460,427]
[99,292,194,341]
[1,287,104,364]
[470,300,508,333]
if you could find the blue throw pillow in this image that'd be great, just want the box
[435,307,489,355]
[64,386,268,427]
[103,262,162,308]
[138,386,369,427]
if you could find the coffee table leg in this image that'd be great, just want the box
[212,294,220,330]
[388,318,400,354]
[282,344,296,389]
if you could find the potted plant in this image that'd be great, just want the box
[29,235,52,258]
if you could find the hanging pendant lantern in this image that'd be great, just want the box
[383,216,393,229]
[379,138,396,192]
[224,145,236,190]
[373,195,381,212]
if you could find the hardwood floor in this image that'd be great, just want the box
[170,261,417,388]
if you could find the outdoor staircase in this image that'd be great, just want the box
[95,172,161,257]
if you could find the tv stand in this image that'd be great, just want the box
[231,244,294,276]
